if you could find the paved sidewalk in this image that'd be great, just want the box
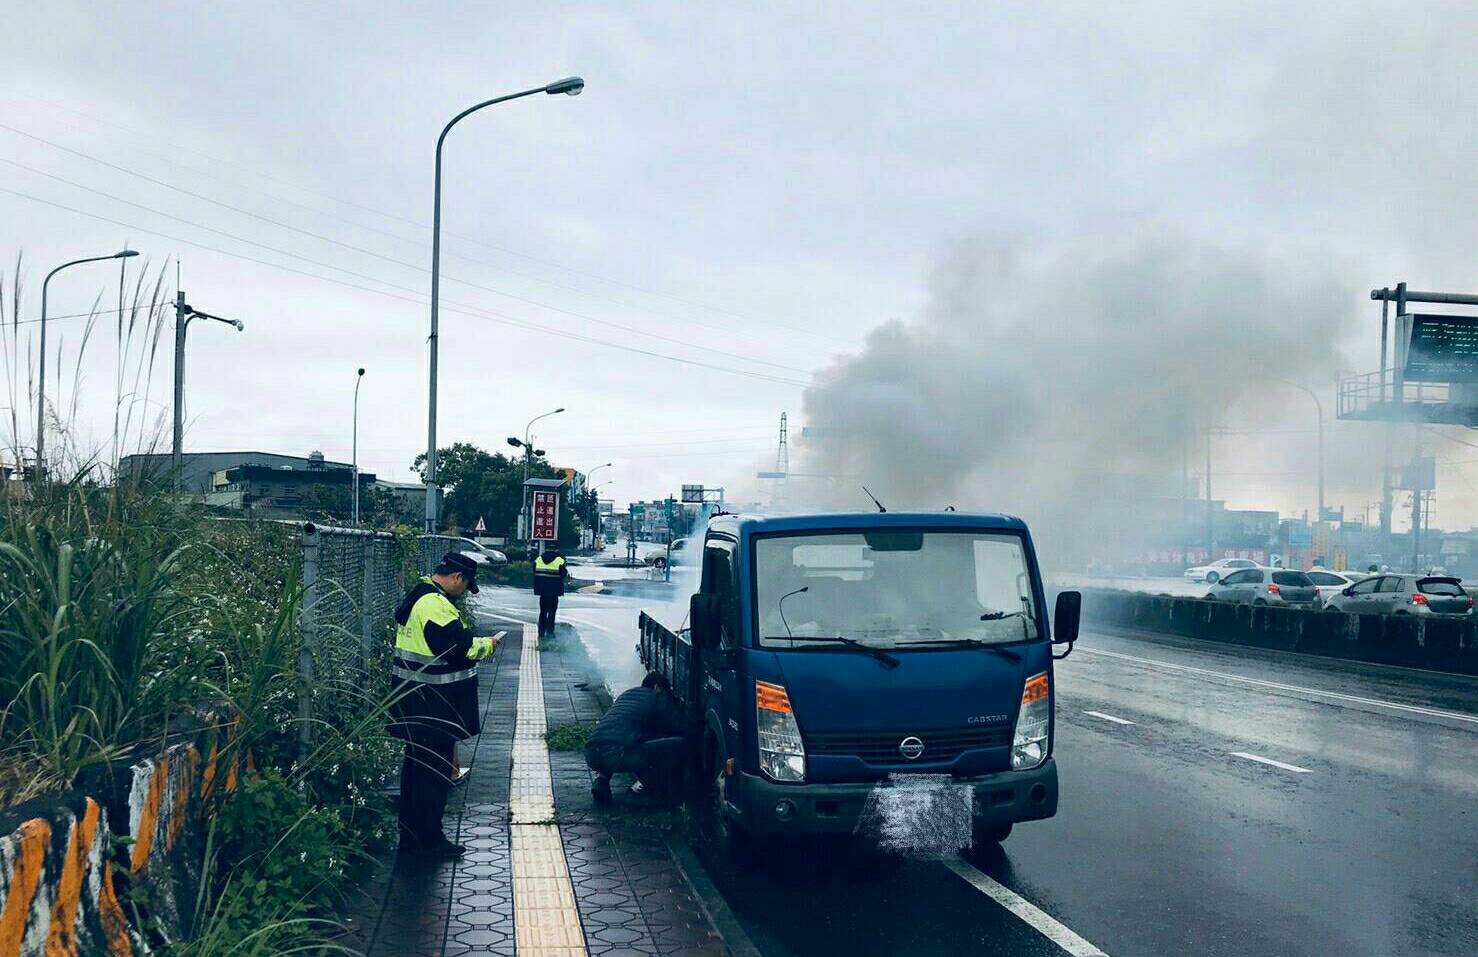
[346,615,730,957]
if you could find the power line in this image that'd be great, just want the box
[0,104,833,343]
[0,150,814,375]
[0,184,811,387]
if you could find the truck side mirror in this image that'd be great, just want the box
[690,593,722,650]
[1052,591,1081,656]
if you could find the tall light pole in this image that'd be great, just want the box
[173,293,244,488]
[352,367,365,525]
[423,76,585,533]
[37,249,138,476]
[518,407,564,540]
[588,478,612,548]
[1277,379,1326,532]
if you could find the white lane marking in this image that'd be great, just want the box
[1075,646,1478,727]
[1230,751,1313,774]
[944,858,1109,956]
[1082,710,1135,726]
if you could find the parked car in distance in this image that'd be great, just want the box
[1185,557,1258,583]
[452,537,508,564]
[1322,574,1474,617]
[1305,569,1367,607]
[1205,567,1318,606]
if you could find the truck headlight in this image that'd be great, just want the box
[1011,672,1050,771]
[756,680,806,782]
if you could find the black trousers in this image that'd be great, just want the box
[398,736,456,847]
[590,736,687,786]
[538,594,560,636]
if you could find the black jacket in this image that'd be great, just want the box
[532,553,569,598]
[583,687,687,772]
[388,579,481,744]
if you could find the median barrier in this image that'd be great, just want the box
[0,716,245,956]
[1079,588,1478,676]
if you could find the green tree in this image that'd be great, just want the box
[413,442,576,546]
[298,483,415,528]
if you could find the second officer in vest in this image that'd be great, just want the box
[389,551,496,858]
[533,544,568,638]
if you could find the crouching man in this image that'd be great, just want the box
[585,674,688,806]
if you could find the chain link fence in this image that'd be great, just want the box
[295,527,480,755]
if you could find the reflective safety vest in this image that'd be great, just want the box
[533,555,566,577]
[393,577,490,686]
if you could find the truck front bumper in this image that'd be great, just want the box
[729,758,1058,836]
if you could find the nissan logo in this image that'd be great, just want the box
[898,736,925,760]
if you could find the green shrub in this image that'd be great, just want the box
[211,769,349,923]
[544,723,593,752]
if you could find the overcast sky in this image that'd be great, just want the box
[3,3,1476,527]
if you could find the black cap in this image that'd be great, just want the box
[436,551,481,593]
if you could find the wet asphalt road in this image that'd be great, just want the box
[476,584,1478,957]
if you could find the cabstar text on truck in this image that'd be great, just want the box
[637,512,1081,856]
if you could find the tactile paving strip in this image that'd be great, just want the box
[510,624,589,957]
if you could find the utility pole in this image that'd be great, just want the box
[1204,427,1214,561]
[173,290,244,490]
[1380,293,1393,537]
[1181,430,1189,568]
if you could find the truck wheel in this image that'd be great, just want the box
[972,821,1013,846]
[702,748,752,865]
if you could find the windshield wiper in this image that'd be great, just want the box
[780,635,900,669]
[907,637,1023,662]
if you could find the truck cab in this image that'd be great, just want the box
[641,512,1080,853]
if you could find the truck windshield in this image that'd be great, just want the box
[754,530,1040,649]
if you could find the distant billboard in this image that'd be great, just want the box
[681,485,705,503]
[1402,313,1478,382]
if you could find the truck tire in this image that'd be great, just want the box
[972,821,1013,846]
[701,741,752,865]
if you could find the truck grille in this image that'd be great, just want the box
[805,726,1012,764]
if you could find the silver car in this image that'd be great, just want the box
[1306,570,1367,607]
[1323,574,1473,617]
[1205,567,1318,606]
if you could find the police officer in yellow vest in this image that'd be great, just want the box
[533,544,568,638]
[389,551,496,858]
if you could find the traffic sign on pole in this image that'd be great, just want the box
[532,490,559,541]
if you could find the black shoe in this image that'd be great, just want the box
[423,839,465,860]
[592,776,613,806]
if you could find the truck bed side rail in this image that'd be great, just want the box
[638,611,701,727]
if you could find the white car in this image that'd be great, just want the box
[1305,569,1366,607]
[452,538,508,564]
[1184,558,1258,583]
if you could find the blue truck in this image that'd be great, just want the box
[637,511,1081,854]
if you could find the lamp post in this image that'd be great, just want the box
[516,407,564,541]
[353,368,365,525]
[423,76,585,532]
[173,293,244,488]
[37,249,138,475]
[1277,380,1326,531]
[588,478,612,548]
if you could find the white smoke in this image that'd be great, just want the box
[793,228,1359,568]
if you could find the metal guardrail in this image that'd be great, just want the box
[1337,369,1453,420]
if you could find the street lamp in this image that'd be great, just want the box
[37,249,138,475]
[583,473,612,547]
[172,293,244,486]
[423,77,585,532]
[518,407,564,541]
[1277,379,1326,533]
[353,368,365,525]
